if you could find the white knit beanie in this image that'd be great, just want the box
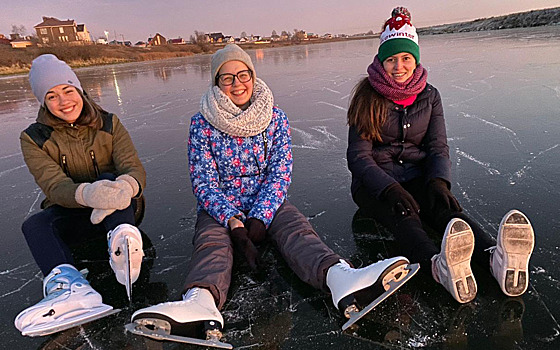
[211,44,256,86]
[29,54,83,105]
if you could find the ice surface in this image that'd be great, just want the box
[1,26,559,349]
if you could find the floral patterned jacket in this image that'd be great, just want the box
[188,106,292,228]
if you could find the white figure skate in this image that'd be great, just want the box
[14,264,118,337]
[107,223,144,301]
[326,257,419,331]
[490,210,534,296]
[432,218,477,303]
[125,287,232,349]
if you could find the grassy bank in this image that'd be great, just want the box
[0,37,372,76]
[0,43,214,75]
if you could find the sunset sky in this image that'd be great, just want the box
[1,0,557,43]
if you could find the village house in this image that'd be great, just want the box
[168,37,186,45]
[34,16,91,46]
[148,33,166,46]
[76,24,92,43]
[208,32,224,43]
[0,34,10,45]
[10,39,33,48]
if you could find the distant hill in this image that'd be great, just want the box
[417,7,560,34]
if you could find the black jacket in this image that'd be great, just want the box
[347,83,451,199]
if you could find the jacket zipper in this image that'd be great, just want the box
[401,108,408,143]
[89,150,100,178]
[61,155,70,177]
[396,107,408,163]
[262,131,268,160]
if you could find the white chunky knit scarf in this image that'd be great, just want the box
[200,78,274,137]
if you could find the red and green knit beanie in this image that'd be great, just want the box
[378,7,420,63]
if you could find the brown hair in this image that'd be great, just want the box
[347,77,389,142]
[42,89,105,129]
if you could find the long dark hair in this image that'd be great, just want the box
[347,77,389,142]
[42,89,105,129]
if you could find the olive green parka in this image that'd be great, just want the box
[20,109,146,209]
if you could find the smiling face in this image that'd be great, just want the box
[44,84,84,123]
[217,60,254,109]
[382,52,417,83]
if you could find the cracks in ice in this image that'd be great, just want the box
[0,164,25,178]
[140,145,180,164]
[291,125,342,150]
[461,112,521,152]
[0,267,41,299]
[322,87,341,94]
[455,149,501,175]
[24,187,42,219]
[509,144,559,185]
[528,283,560,342]
[316,101,348,112]
[310,126,341,142]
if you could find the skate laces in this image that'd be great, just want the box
[182,288,200,301]
[334,259,353,272]
[485,246,498,274]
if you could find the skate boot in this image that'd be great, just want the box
[326,257,419,331]
[107,223,144,301]
[490,210,534,297]
[126,287,232,349]
[432,218,477,303]
[14,264,118,337]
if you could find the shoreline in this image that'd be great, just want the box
[2,19,557,77]
[0,36,375,77]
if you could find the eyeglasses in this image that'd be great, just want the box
[217,70,253,86]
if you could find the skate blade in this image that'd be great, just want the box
[342,263,420,331]
[125,321,233,349]
[125,235,132,301]
[21,306,120,337]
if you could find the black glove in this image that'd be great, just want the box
[230,227,260,271]
[382,183,420,217]
[245,218,266,244]
[427,178,462,213]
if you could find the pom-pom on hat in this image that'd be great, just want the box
[29,54,83,106]
[378,7,420,63]
[211,44,256,86]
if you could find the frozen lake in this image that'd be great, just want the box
[1,26,559,349]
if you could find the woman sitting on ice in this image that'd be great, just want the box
[346,7,535,304]
[127,44,418,347]
[14,54,146,337]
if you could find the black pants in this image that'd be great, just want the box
[21,173,137,276]
[354,178,496,273]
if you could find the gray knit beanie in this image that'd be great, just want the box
[29,54,83,105]
[211,44,256,86]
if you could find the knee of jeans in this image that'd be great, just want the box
[22,211,51,237]
[97,172,117,181]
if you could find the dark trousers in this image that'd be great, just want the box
[183,201,343,309]
[21,173,136,276]
[354,178,496,273]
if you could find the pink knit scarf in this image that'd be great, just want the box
[367,55,428,101]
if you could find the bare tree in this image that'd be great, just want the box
[292,29,306,42]
[10,24,27,40]
[240,31,247,38]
